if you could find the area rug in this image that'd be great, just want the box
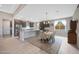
[25,36,62,54]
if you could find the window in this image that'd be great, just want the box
[29,22,34,27]
[54,20,66,31]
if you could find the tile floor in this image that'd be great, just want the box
[59,36,79,54]
[0,37,47,54]
[0,36,79,54]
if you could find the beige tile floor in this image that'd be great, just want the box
[0,36,79,54]
[58,36,79,54]
[0,37,47,54]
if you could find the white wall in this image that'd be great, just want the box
[0,11,13,37]
[0,19,3,37]
[73,7,79,48]
[0,12,13,20]
[73,7,79,32]
[3,20,10,35]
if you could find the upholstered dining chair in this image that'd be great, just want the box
[40,30,55,43]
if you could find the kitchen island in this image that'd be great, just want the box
[19,28,39,41]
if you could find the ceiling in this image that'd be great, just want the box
[0,4,19,14]
[0,4,78,22]
[14,4,78,22]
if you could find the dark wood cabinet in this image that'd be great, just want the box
[68,20,77,44]
[68,30,77,44]
[70,20,77,31]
